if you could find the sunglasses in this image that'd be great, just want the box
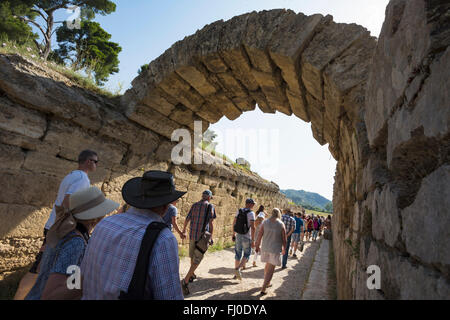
[89,159,99,164]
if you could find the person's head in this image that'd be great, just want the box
[271,208,281,220]
[121,170,186,217]
[202,190,213,201]
[256,205,264,213]
[78,150,98,173]
[245,198,256,209]
[327,215,331,220]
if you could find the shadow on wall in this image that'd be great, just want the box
[0,262,33,300]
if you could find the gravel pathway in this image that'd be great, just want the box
[179,236,327,300]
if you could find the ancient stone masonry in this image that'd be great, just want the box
[0,54,298,279]
[0,1,449,299]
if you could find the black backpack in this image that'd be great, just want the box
[234,208,250,235]
[119,221,167,300]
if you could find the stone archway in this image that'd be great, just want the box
[121,9,376,299]
[0,0,448,300]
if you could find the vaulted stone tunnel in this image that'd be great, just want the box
[0,0,448,299]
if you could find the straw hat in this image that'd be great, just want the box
[70,186,119,220]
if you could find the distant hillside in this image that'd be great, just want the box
[281,189,332,212]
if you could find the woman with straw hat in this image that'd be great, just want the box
[25,186,119,300]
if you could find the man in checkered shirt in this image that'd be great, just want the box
[281,209,296,269]
[180,190,216,296]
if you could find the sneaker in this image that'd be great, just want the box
[281,266,287,270]
[181,279,190,296]
[234,268,242,280]
[252,262,257,267]
[189,274,197,283]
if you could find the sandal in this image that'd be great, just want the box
[189,274,197,283]
[260,291,267,296]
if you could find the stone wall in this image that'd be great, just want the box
[0,1,449,299]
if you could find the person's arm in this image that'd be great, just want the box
[61,194,71,210]
[287,220,295,237]
[232,216,237,240]
[42,237,85,300]
[249,220,256,248]
[149,233,184,300]
[171,216,184,239]
[255,223,264,253]
[41,273,81,300]
[182,208,192,236]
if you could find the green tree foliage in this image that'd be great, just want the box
[53,20,121,85]
[202,129,218,151]
[12,0,116,60]
[0,1,37,44]
[324,202,333,213]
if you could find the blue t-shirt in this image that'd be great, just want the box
[294,217,304,234]
[25,231,86,300]
[162,204,178,231]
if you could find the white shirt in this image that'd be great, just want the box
[44,170,90,230]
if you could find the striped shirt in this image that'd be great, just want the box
[186,200,216,241]
[281,214,296,235]
[80,207,183,300]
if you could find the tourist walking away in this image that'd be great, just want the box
[180,190,216,295]
[290,212,304,257]
[163,200,185,240]
[255,208,286,295]
[14,150,98,300]
[312,216,320,241]
[232,198,256,280]
[306,216,313,241]
[25,187,119,300]
[81,170,186,300]
[281,210,296,269]
[252,205,266,267]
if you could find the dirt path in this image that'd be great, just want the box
[179,236,328,300]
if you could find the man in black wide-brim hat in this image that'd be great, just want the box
[80,171,186,300]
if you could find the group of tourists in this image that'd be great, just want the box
[13,149,332,300]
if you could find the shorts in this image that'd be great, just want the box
[189,240,205,265]
[291,233,301,243]
[234,233,252,261]
[307,228,313,233]
[29,228,48,274]
[260,251,281,266]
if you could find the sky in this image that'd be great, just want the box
[46,0,390,200]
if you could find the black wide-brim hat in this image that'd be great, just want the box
[122,170,186,209]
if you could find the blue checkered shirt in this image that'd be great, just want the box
[282,214,296,235]
[80,207,183,300]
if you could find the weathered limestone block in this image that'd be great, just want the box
[285,89,310,122]
[22,151,75,178]
[370,185,401,248]
[323,36,376,123]
[0,144,25,170]
[0,55,104,131]
[158,73,204,112]
[204,91,242,121]
[301,21,369,101]
[0,96,47,140]
[401,165,450,268]
[387,47,450,167]
[0,169,59,207]
[126,102,185,139]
